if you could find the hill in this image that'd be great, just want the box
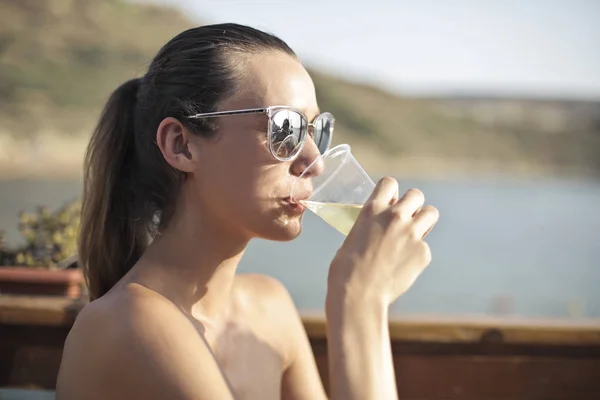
[1,0,599,179]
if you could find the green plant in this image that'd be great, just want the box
[0,199,81,269]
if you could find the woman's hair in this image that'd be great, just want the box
[79,23,296,300]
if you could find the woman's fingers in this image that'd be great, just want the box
[365,183,437,239]
[365,177,399,212]
[392,188,425,219]
[412,205,439,238]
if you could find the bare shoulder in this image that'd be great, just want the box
[235,273,290,294]
[233,274,303,364]
[234,273,296,312]
[234,275,326,399]
[63,284,192,350]
[56,284,233,400]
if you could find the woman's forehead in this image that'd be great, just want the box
[228,52,320,118]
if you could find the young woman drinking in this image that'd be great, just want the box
[56,23,439,400]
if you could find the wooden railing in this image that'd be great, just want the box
[1,295,600,399]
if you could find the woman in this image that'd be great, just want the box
[56,23,439,400]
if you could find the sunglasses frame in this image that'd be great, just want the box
[187,105,334,161]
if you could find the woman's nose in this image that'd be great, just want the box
[290,136,325,178]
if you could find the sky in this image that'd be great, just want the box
[144,0,600,100]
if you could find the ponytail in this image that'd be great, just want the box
[79,78,147,301]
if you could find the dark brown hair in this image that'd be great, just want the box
[79,23,295,300]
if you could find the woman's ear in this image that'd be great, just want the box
[156,117,197,172]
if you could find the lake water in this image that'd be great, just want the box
[1,177,599,318]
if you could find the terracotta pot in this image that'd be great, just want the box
[0,267,84,299]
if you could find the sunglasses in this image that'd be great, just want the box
[187,106,335,161]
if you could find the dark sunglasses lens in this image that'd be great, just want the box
[271,110,307,159]
[313,114,334,154]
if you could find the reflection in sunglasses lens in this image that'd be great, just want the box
[271,110,304,158]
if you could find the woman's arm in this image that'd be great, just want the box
[282,179,437,400]
[323,178,438,400]
[279,284,396,400]
[326,288,396,400]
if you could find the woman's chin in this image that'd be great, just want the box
[260,216,304,242]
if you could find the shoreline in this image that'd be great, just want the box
[1,158,597,183]
[0,134,598,182]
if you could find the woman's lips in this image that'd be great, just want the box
[282,197,306,213]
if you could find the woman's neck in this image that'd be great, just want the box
[131,200,250,322]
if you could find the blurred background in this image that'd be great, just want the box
[0,0,599,318]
